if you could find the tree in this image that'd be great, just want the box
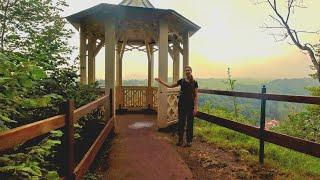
[274,86,320,142]
[0,0,75,128]
[254,0,320,83]
[0,0,73,70]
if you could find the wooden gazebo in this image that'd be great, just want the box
[66,0,200,128]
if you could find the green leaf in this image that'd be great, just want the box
[44,93,63,100]
[0,77,13,84]
[37,96,52,107]
[21,166,41,176]
[50,130,63,137]
[74,123,82,129]
[30,66,47,80]
[0,115,17,123]
[0,156,13,165]
[46,171,59,180]
[20,78,33,88]
[74,133,81,139]
[21,98,38,108]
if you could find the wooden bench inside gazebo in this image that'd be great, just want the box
[66,0,200,128]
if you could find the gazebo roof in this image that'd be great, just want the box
[119,0,155,8]
[66,2,200,44]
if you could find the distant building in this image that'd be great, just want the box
[265,119,279,130]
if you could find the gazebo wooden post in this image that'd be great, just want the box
[116,43,121,110]
[173,40,180,83]
[157,18,169,128]
[80,24,87,84]
[116,43,121,87]
[149,45,154,108]
[146,43,154,109]
[183,32,189,77]
[118,39,126,110]
[88,37,96,84]
[150,45,154,87]
[105,17,116,117]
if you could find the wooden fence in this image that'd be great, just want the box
[0,92,114,180]
[197,87,320,164]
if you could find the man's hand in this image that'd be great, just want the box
[155,78,160,83]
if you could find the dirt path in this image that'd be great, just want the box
[92,114,294,180]
[173,136,285,180]
[97,114,193,180]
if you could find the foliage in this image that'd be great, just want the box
[0,130,62,179]
[0,51,61,130]
[0,0,104,179]
[0,0,74,128]
[273,86,320,142]
[201,99,256,126]
[0,0,73,70]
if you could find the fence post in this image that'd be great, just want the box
[65,100,75,179]
[259,85,267,165]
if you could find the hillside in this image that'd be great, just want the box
[197,78,318,95]
[98,78,318,95]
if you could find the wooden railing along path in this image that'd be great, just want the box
[197,86,320,164]
[0,92,114,180]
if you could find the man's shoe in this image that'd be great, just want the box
[185,142,192,147]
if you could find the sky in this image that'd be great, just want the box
[62,0,320,80]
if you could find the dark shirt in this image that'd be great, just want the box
[177,78,198,104]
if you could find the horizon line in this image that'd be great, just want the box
[96,77,314,81]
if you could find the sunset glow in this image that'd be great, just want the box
[63,0,320,79]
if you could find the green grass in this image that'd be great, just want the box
[195,119,320,178]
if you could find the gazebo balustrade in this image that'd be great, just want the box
[116,85,158,111]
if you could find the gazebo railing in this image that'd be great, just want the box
[152,87,158,109]
[166,87,180,125]
[116,86,158,110]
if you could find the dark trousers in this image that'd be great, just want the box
[178,101,194,143]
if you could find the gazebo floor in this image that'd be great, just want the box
[100,114,193,180]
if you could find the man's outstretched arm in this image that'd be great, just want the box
[155,78,179,88]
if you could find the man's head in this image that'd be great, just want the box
[184,66,192,78]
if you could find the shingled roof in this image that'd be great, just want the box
[119,0,155,8]
[65,1,200,44]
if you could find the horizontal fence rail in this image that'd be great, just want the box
[198,87,320,164]
[74,118,114,179]
[196,112,259,138]
[0,115,66,151]
[199,89,320,105]
[74,96,108,121]
[0,95,110,151]
[0,92,114,180]
[196,112,320,158]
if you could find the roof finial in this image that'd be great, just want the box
[119,0,155,8]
